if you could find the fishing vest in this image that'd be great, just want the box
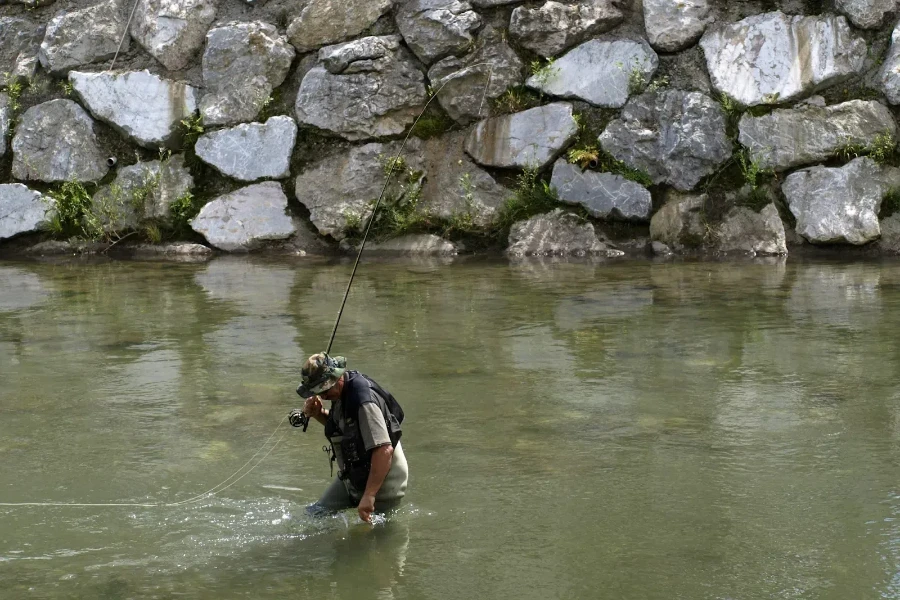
[323,371,404,492]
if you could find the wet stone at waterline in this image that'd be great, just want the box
[190,182,297,251]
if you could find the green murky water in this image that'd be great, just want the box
[1,256,899,599]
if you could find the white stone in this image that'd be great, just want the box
[0,94,9,159]
[190,182,297,252]
[69,70,198,149]
[130,0,217,71]
[644,0,711,52]
[195,117,297,182]
[525,39,657,108]
[366,234,459,255]
[782,157,900,245]
[700,12,866,107]
[465,103,579,170]
[0,184,52,241]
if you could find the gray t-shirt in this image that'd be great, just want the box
[329,397,408,501]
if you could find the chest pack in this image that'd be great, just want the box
[323,371,404,491]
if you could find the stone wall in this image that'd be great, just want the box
[2,0,900,257]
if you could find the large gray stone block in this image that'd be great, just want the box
[836,0,897,29]
[296,36,427,140]
[396,0,482,65]
[509,0,624,58]
[294,140,426,240]
[878,22,900,105]
[191,182,297,252]
[600,90,731,191]
[195,116,297,182]
[0,17,43,86]
[507,208,621,257]
[427,26,524,124]
[701,12,866,107]
[783,157,900,245]
[525,39,657,108]
[738,100,898,171]
[12,100,109,183]
[69,70,198,149]
[200,22,295,127]
[0,184,52,241]
[716,204,787,256]
[130,0,217,71]
[39,0,128,75]
[92,155,193,231]
[550,160,652,221]
[644,0,711,52]
[465,103,578,170]
[287,0,394,54]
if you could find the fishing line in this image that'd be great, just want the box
[0,415,287,508]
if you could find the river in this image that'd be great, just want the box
[1,256,899,599]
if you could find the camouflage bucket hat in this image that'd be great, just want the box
[296,353,347,398]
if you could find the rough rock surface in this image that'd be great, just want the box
[509,0,624,58]
[649,191,706,249]
[644,0,711,52]
[427,26,524,124]
[471,0,522,4]
[191,182,297,252]
[550,160,652,221]
[0,17,44,85]
[294,140,426,240]
[122,243,213,257]
[700,12,866,107]
[782,157,900,245]
[366,234,459,255]
[465,103,578,169]
[836,0,897,29]
[738,100,898,171]
[92,156,193,230]
[0,184,51,241]
[39,1,129,75]
[716,204,787,255]
[421,131,507,226]
[296,36,427,140]
[878,22,900,105]
[599,90,731,191]
[201,22,295,126]
[12,100,108,183]
[287,0,394,54]
[396,0,482,65]
[69,70,198,149]
[507,209,621,257]
[526,39,657,108]
[195,116,297,182]
[130,0,217,71]
[0,94,9,159]
[878,213,900,253]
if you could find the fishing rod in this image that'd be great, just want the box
[290,63,495,434]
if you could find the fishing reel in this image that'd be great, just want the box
[289,408,310,432]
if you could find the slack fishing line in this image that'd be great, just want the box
[0,62,494,510]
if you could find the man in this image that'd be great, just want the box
[292,353,408,522]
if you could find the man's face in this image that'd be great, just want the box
[320,377,342,401]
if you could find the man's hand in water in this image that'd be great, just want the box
[358,493,376,523]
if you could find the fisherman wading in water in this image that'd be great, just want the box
[291,353,408,522]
